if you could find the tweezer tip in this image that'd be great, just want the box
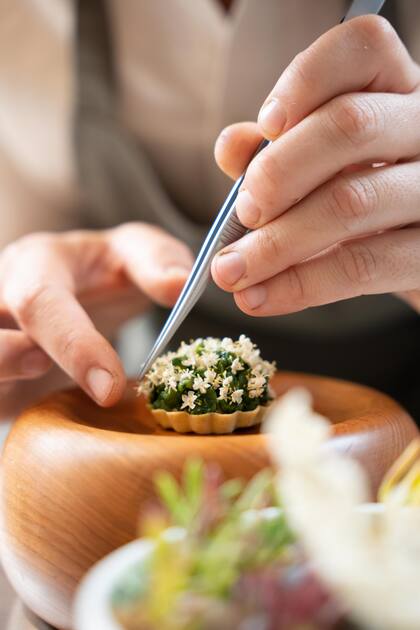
[137,363,147,382]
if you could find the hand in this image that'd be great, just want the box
[212,16,420,317]
[0,223,192,414]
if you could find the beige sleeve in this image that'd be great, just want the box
[0,0,81,250]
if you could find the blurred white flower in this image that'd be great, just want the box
[265,388,420,630]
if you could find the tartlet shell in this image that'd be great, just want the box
[149,405,269,435]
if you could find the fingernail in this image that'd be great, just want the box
[215,251,246,286]
[236,190,260,227]
[21,350,51,376]
[241,285,267,310]
[258,98,285,137]
[86,367,114,403]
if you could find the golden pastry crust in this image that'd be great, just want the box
[150,405,270,435]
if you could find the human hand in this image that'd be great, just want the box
[212,16,420,316]
[0,223,192,411]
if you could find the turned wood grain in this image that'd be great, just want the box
[0,373,417,630]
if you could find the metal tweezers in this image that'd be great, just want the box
[138,0,385,380]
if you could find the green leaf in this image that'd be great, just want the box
[155,472,185,523]
[183,459,204,512]
[220,478,244,500]
[234,469,274,512]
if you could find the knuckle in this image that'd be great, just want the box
[288,49,315,89]
[329,177,378,232]
[284,266,307,306]
[256,223,282,264]
[60,331,82,362]
[10,283,51,325]
[326,95,383,148]
[336,241,377,286]
[355,15,397,51]
[247,150,280,210]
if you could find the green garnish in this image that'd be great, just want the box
[112,461,295,630]
[137,336,275,414]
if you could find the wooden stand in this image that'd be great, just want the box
[0,373,417,629]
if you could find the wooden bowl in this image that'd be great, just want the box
[0,373,417,629]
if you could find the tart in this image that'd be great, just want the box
[137,335,275,434]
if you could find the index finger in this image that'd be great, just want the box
[1,237,125,406]
[257,15,420,138]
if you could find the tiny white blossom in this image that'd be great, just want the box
[231,357,244,374]
[148,369,162,386]
[201,351,218,368]
[193,376,210,394]
[205,369,222,388]
[162,365,178,387]
[138,334,275,408]
[260,359,276,379]
[179,369,194,381]
[249,388,264,399]
[203,337,220,352]
[137,380,153,396]
[181,391,197,410]
[204,369,217,384]
[218,386,229,401]
[221,337,234,352]
[248,375,266,391]
[231,389,244,404]
[222,375,233,388]
[182,355,196,367]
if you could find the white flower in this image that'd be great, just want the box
[136,379,153,396]
[265,389,420,630]
[148,369,163,387]
[179,369,194,381]
[231,389,244,405]
[231,357,244,374]
[203,337,220,352]
[161,366,178,390]
[193,376,210,394]
[248,375,266,391]
[182,355,196,367]
[222,375,233,388]
[261,359,276,379]
[218,386,229,401]
[204,369,217,384]
[200,351,218,368]
[221,337,235,352]
[138,335,275,410]
[181,391,197,411]
[166,376,178,390]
